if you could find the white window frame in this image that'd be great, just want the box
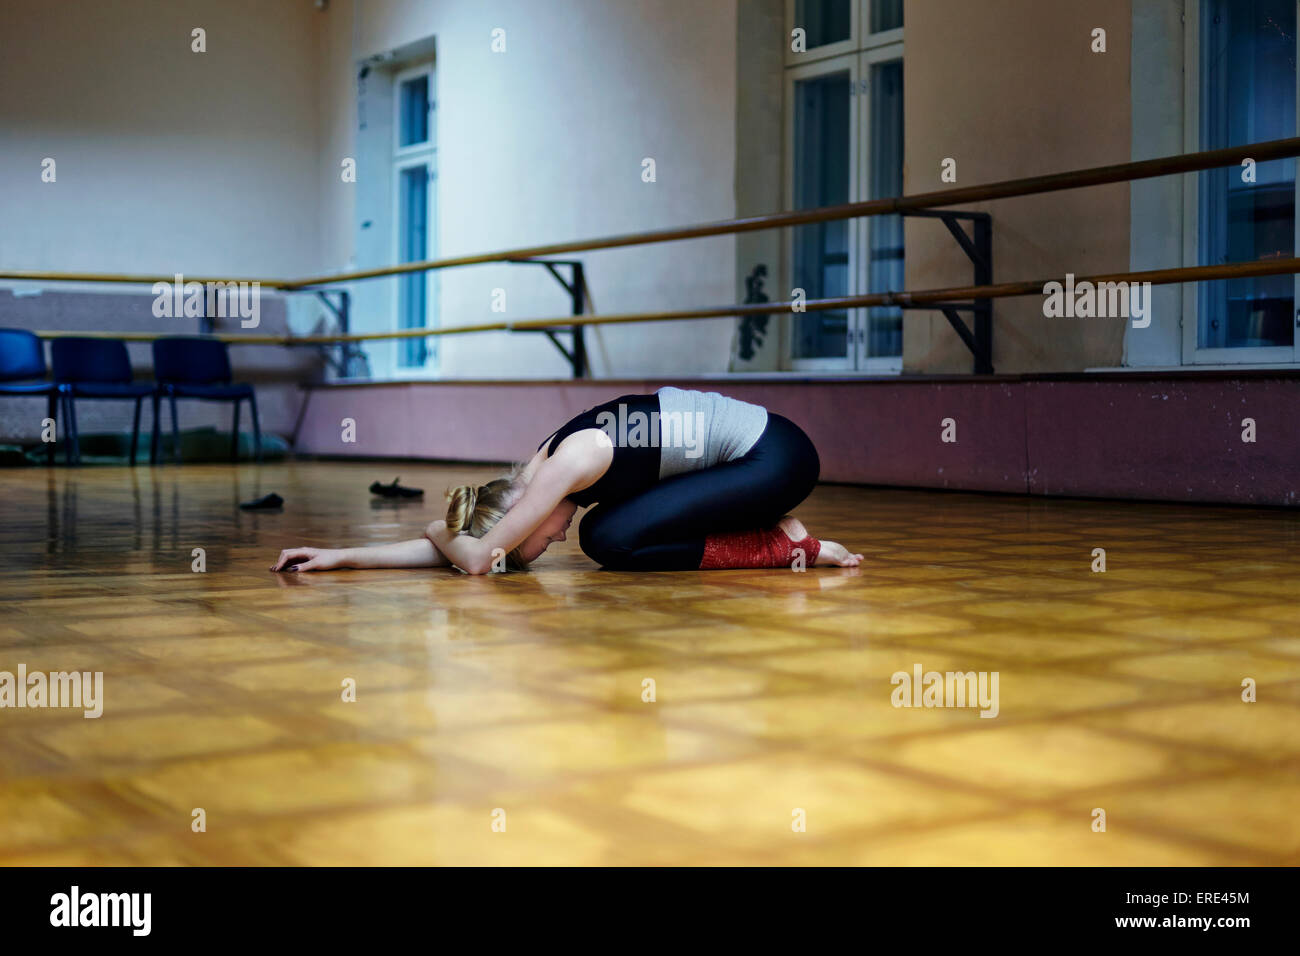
[855,42,905,374]
[785,0,858,65]
[391,63,438,375]
[782,8,904,373]
[784,53,861,371]
[861,0,904,52]
[784,0,903,66]
[393,63,435,158]
[1180,0,1299,365]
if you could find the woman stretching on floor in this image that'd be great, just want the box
[270,387,862,575]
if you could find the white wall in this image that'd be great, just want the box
[1127,0,1185,368]
[1,0,744,387]
[0,0,324,280]
[0,0,332,442]
[331,0,741,378]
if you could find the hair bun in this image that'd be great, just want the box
[441,472,527,569]
[444,484,479,533]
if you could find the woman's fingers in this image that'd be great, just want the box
[272,549,337,572]
[270,548,316,572]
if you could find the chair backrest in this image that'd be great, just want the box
[0,328,48,382]
[152,337,233,386]
[51,337,134,384]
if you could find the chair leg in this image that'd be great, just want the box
[64,392,80,466]
[231,397,242,463]
[169,393,181,465]
[130,396,142,466]
[150,392,161,465]
[45,391,57,466]
[249,393,263,464]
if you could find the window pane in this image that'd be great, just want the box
[398,165,429,367]
[870,0,903,33]
[867,60,904,358]
[795,0,851,49]
[400,75,429,147]
[1197,0,1295,350]
[792,71,851,361]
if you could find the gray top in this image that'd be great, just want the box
[656,386,769,480]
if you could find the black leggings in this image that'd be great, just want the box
[578,413,821,571]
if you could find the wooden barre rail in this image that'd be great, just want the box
[33,257,1300,345]
[278,137,1300,287]
[0,271,295,289]
[3,138,1298,291]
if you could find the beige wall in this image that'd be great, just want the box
[903,0,1132,373]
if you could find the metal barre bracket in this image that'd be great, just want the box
[507,258,589,378]
[900,210,994,374]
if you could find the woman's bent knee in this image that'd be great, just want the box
[578,521,630,567]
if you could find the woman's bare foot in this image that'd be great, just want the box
[778,516,863,568]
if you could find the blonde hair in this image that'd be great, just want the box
[445,466,529,571]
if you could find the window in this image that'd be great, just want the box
[393,65,437,370]
[866,58,904,358]
[785,0,904,370]
[1186,0,1297,363]
[397,164,431,367]
[399,74,430,148]
[869,0,902,34]
[794,0,852,51]
[786,0,902,65]
[791,67,853,364]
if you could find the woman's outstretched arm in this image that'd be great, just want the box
[270,536,450,572]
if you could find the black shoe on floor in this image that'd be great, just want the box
[370,477,424,499]
[240,492,285,511]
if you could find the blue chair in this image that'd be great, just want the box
[51,337,154,466]
[151,337,261,464]
[0,328,60,465]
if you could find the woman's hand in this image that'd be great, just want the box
[270,547,351,572]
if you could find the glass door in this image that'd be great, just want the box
[787,54,858,369]
[392,64,438,372]
[784,1,904,371]
[857,49,904,370]
[1186,0,1298,363]
[396,161,432,368]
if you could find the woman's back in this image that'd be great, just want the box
[540,388,768,507]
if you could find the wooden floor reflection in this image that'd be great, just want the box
[1,461,1297,865]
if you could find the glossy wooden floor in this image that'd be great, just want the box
[1,461,1298,866]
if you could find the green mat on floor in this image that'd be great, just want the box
[5,427,288,466]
